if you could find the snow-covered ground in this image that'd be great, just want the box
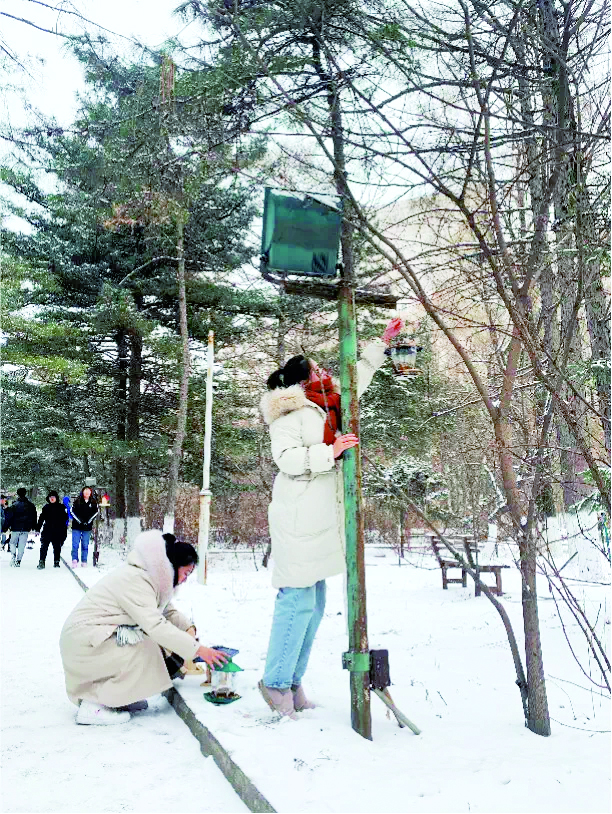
[1,529,609,814]
[173,543,611,814]
[0,548,249,814]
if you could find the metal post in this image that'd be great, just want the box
[338,274,372,740]
[197,331,214,585]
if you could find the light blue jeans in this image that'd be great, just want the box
[263,580,326,690]
[71,530,91,563]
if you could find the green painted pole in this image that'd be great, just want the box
[338,273,372,741]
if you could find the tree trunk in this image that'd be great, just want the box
[496,329,551,736]
[578,193,611,458]
[521,537,551,735]
[164,217,190,533]
[398,506,407,559]
[515,30,559,516]
[553,171,583,509]
[126,329,142,545]
[538,0,591,510]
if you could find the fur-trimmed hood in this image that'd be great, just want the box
[260,383,340,426]
[127,529,175,608]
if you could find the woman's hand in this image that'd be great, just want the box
[333,433,359,459]
[381,317,405,345]
[196,646,229,668]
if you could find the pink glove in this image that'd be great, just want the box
[381,317,404,345]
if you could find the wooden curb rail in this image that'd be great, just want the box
[61,557,277,814]
[165,687,276,813]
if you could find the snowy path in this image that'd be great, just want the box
[0,549,249,814]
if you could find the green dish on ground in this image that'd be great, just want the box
[203,691,241,706]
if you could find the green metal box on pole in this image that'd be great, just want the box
[260,188,342,278]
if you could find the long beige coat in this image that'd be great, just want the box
[59,530,200,708]
[259,340,387,589]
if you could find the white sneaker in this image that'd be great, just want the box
[76,700,131,726]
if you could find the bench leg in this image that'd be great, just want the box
[495,569,503,596]
[462,569,467,588]
[441,567,448,589]
[475,568,481,597]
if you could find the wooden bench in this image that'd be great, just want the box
[461,536,509,597]
[429,536,467,589]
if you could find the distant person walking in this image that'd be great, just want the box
[36,491,69,569]
[2,487,37,567]
[70,487,98,568]
[1,495,9,551]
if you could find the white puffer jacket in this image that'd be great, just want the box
[259,340,387,588]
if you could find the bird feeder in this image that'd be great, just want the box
[385,341,423,379]
[100,493,110,508]
[203,647,243,705]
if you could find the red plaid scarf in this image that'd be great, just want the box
[304,374,341,445]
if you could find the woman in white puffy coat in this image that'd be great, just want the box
[258,318,403,719]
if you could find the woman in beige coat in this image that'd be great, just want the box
[257,318,403,719]
[60,529,227,725]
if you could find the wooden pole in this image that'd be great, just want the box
[339,271,372,740]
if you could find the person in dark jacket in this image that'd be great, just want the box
[3,487,38,567]
[36,491,69,569]
[1,495,9,551]
[71,487,98,567]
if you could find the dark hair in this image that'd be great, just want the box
[267,355,311,390]
[163,533,199,587]
[16,487,27,498]
[46,491,60,502]
[76,487,96,504]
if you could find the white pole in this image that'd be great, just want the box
[197,330,214,584]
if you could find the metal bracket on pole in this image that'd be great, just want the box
[342,652,371,672]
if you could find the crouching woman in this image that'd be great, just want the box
[60,529,226,725]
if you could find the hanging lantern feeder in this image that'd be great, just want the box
[202,646,243,705]
[385,341,424,379]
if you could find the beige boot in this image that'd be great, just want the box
[258,680,297,720]
[292,684,316,711]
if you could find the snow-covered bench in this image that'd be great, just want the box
[429,535,509,596]
[461,536,510,596]
[429,536,467,589]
